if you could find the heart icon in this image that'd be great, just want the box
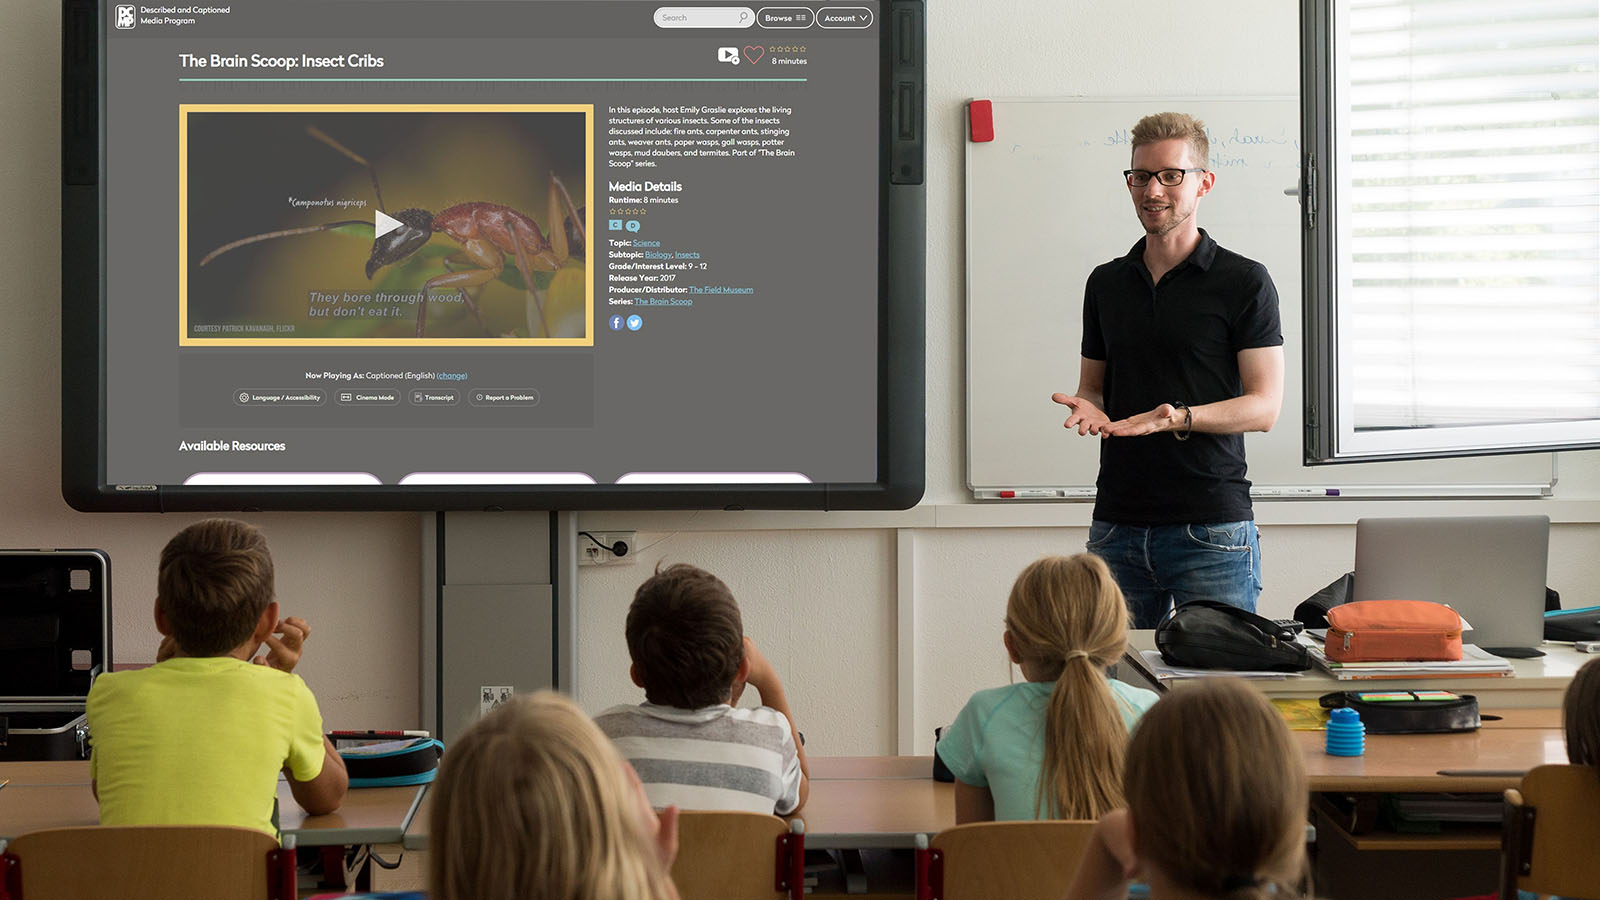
[743,45,765,65]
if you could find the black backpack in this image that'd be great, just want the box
[1155,599,1312,672]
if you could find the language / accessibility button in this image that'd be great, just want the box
[758,6,813,27]
[818,6,873,27]
[469,389,542,407]
[235,389,325,407]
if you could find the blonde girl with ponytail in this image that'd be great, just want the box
[936,554,1158,822]
[1065,678,1309,900]
[429,691,682,900]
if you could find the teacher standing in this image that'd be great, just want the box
[1052,112,1284,629]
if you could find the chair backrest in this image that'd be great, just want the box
[918,820,1098,900]
[669,811,803,900]
[1500,763,1600,900]
[0,825,293,900]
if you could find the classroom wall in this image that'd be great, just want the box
[4,0,1598,751]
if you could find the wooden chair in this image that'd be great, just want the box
[914,820,1098,900]
[669,811,804,900]
[1500,763,1600,900]
[0,825,295,900]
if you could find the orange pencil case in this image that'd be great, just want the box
[1324,599,1463,662]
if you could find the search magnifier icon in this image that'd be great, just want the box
[739,10,748,22]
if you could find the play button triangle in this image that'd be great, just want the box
[375,208,403,239]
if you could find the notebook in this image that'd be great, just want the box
[1353,515,1550,657]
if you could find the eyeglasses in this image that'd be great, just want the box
[1123,167,1206,187]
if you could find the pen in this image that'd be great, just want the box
[1437,769,1527,777]
[329,729,431,739]
[1252,488,1340,497]
[996,490,1064,499]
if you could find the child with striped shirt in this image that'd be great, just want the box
[595,563,810,814]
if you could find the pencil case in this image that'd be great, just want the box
[1319,690,1480,734]
[335,737,444,788]
[1324,599,1463,662]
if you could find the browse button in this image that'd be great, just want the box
[818,6,872,27]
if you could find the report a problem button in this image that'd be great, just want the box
[469,389,542,407]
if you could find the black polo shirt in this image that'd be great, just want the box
[1081,229,1282,525]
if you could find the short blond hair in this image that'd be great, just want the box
[429,691,678,900]
[1125,679,1307,899]
[1131,112,1210,169]
[1005,554,1130,819]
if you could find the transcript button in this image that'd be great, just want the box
[469,388,542,408]
[818,6,873,27]
[758,6,814,27]
[410,389,460,406]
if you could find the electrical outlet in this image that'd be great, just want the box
[480,685,514,717]
[578,531,637,566]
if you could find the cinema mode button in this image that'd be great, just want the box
[469,388,542,408]
[336,389,401,406]
[818,6,872,27]
[759,6,813,27]
[410,389,460,406]
[234,389,325,407]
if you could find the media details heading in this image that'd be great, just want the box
[178,53,385,69]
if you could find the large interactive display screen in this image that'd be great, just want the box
[62,0,924,511]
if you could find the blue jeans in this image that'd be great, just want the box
[1086,520,1262,629]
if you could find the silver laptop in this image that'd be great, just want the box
[1353,515,1549,656]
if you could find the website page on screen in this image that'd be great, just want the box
[102,1,880,488]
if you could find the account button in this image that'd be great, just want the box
[818,6,872,27]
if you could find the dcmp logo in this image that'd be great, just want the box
[114,4,136,28]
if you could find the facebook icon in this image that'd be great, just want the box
[609,315,624,331]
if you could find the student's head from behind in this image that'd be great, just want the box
[155,518,275,657]
[1004,553,1131,819]
[429,691,676,900]
[1125,679,1307,898]
[626,563,744,709]
[1566,655,1600,769]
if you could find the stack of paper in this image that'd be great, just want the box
[1306,643,1515,680]
[1137,650,1305,682]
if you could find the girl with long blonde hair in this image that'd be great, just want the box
[1066,678,1309,900]
[937,553,1157,822]
[429,691,681,900]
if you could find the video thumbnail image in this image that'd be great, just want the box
[181,105,592,345]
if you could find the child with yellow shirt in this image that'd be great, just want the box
[86,518,347,835]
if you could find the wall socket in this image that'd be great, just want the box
[578,531,636,566]
[480,685,514,717]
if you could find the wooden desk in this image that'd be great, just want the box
[1121,631,1589,708]
[798,777,954,849]
[401,759,954,851]
[1296,708,1564,793]
[0,761,426,847]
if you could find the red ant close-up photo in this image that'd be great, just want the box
[185,109,590,342]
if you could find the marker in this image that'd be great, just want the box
[1252,487,1340,497]
[996,489,1064,499]
[328,729,431,739]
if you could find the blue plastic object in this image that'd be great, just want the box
[1325,707,1365,756]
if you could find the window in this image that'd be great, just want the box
[1302,0,1600,462]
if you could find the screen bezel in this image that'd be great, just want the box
[60,0,924,512]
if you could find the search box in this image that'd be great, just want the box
[654,6,756,28]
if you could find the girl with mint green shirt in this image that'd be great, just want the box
[936,554,1157,822]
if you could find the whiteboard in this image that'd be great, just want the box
[965,97,1554,499]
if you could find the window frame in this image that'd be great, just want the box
[1300,0,1600,464]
